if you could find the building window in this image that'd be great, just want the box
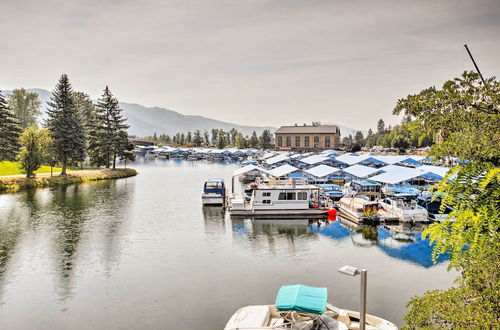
[314,136,320,145]
[295,136,300,147]
[286,136,291,147]
[325,136,331,148]
[304,136,310,147]
[277,136,283,147]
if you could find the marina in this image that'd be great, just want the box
[0,159,457,329]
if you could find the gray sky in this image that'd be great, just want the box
[1,0,499,130]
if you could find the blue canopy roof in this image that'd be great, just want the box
[275,285,327,315]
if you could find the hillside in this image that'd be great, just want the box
[2,88,358,138]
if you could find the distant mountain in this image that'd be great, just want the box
[2,88,359,138]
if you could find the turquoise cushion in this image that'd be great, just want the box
[275,284,327,315]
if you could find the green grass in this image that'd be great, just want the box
[0,161,70,176]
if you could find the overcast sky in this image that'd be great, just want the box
[1,0,499,130]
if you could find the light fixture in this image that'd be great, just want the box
[338,265,367,330]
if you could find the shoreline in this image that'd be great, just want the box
[0,168,138,193]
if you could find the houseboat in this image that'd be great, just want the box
[337,196,380,224]
[378,194,428,223]
[342,180,382,201]
[228,184,330,218]
[225,284,397,330]
[201,178,226,206]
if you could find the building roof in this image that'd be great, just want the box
[299,155,330,165]
[342,164,380,178]
[275,125,339,134]
[304,165,340,178]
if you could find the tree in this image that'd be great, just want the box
[211,129,218,146]
[17,127,53,178]
[91,86,131,169]
[259,129,272,149]
[235,133,247,149]
[397,72,500,328]
[354,131,364,144]
[249,131,259,148]
[377,119,385,134]
[229,128,238,146]
[45,74,86,175]
[6,88,41,128]
[0,91,22,161]
[203,130,210,146]
[186,131,192,144]
[216,130,227,149]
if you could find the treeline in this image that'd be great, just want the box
[341,117,434,152]
[141,128,273,149]
[0,74,133,178]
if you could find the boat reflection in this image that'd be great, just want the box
[230,216,449,268]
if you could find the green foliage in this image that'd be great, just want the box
[6,88,41,128]
[0,91,22,161]
[401,71,500,328]
[90,86,132,169]
[46,74,86,175]
[394,71,500,164]
[249,131,259,148]
[259,129,272,149]
[17,127,53,178]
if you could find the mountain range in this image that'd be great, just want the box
[2,88,360,138]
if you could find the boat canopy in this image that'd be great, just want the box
[334,153,373,165]
[275,284,327,315]
[241,160,258,165]
[370,166,425,184]
[416,165,450,178]
[233,164,260,176]
[266,154,290,165]
[342,164,380,178]
[268,164,299,177]
[304,165,340,178]
[299,155,329,165]
[261,152,276,160]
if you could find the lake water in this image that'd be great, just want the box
[0,158,457,329]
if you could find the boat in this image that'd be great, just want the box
[378,194,428,223]
[201,178,226,206]
[337,196,380,224]
[225,284,397,330]
[228,184,330,218]
[342,180,382,200]
[319,184,344,205]
[382,183,420,197]
[416,192,453,222]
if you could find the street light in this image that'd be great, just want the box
[338,265,367,330]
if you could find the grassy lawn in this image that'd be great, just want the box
[0,161,70,176]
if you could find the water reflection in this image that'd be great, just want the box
[231,216,449,268]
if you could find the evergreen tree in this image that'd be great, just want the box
[6,88,41,128]
[249,131,259,148]
[203,130,210,146]
[377,119,385,134]
[211,129,218,146]
[0,91,22,161]
[193,130,202,146]
[235,133,247,149]
[186,131,192,144]
[45,74,86,175]
[259,129,272,149]
[216,130,227,149]
[91,86,131,169]
[354,131,364,144]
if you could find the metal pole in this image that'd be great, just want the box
[360,269,367,330]
[464,44,486,85]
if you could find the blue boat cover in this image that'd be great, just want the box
[275,285,327,314]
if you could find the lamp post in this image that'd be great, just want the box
[338,265,367,330]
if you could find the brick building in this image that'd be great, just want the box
[274,124,341,151]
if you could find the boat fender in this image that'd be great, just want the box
[313,203,319,208]
[328,208,337,218]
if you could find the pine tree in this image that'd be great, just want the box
[259,129,272,149]
[0,91,22,161]
[92,86,131,169]
[45,74,86,175]
[249,131,259,148]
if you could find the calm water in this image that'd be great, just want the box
[0,159,457,329]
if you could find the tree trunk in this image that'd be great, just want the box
[61,156,67,175]
[112,152,116,169]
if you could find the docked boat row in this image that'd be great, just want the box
[201,150,456,223]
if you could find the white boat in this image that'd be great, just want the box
[378,194,428,223]
[337,196,380,224]
[225,285,397,330]
[228,184,330,217]
[201,178,226,206]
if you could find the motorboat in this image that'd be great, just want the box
[337,196,380,224]
[342,180,382,201]
[319,184,344,205]
[228,184,330,218]
[378,194,428,223]
[382,183,420,197]
[416,192,453,222]
[201,178,226,206]
[225,284,397,330]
